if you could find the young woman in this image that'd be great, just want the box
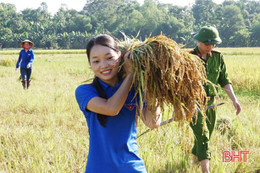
[16,39,35,89]
[75,34,161,173]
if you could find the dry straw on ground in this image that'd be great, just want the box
[118,34,209,122]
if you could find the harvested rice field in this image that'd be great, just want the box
[0,48,259,172]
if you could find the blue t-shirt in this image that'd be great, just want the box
[75,78,147,173]
[16,49,34,69]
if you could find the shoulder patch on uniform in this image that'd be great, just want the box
[188,50,201,57]
[212,49,221,53]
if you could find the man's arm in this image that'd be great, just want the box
[223,84,241,115]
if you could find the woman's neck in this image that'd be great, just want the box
[101,77,119,87]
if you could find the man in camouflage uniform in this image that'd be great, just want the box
[189,26,241,173]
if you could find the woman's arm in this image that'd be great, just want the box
[141,104,162,129]
[28,50,34,68]
[29,50,34,63]
[87,51,133,116]
[87,73,133,116]
[223,84,241,115]
[16,51,22,69]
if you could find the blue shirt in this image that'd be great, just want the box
[75,78,147,173]
[16,49,34,69]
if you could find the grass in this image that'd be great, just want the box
[217,47,260,56]
[0,49,85,55]
[0,48,259,172]
[225,55,260,95]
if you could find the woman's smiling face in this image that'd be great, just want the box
[23,42,31,50]
[89,44,121,86]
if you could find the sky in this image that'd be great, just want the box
[0,0,226,15]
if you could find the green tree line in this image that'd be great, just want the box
[0,0,260,49]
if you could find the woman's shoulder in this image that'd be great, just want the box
[76,83,95,90]
[75,83,97,95]
[75,83,100,113]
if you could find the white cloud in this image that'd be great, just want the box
[0,0,86,15]
[0,0,226,15]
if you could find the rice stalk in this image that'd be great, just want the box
[118,34,213,122]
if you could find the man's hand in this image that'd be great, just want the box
[233,101,241,115]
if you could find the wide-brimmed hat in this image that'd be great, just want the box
[193,26,222,44]
[20,39,34,48]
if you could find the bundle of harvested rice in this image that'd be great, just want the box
[118,34,211,122]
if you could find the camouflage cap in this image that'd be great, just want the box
[194,26,222,44]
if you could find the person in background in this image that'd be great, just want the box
[189,26,241,173]
[75,34,162,173]
[16,39,35,89]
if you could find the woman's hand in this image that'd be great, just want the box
[142,103,162,129]
[123,51,133,75]
[86,52,134,116]
[27,63,31,69]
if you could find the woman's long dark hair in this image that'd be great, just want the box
[86,34,122,127]
[86,34,120,62]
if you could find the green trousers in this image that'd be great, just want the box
[190,107,216,161]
